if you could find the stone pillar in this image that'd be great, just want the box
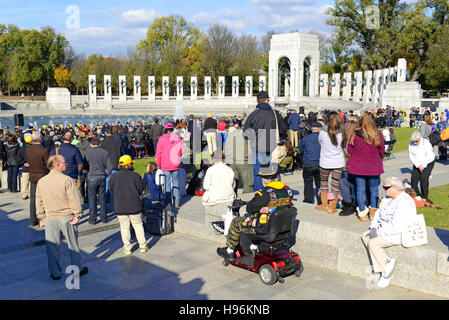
[397,58,407,82]
[104,75,112,102]
[162,76,170,101]
[148,76,156,101]
[319,74,328,97]
[331,73,340,98]
[232,76,239,98]
[373,70,382,105]
[190,76,198,101]
[119,75,127,102]
[204,76,212,99]
[176,76,183,101]
[245,76,253,97]
[218,76,225,99]
[88,75,96,103]
[268,67,277,98]
[133,76,141,101]
[259,76,266,92]
[363,70,373,104]
[298,66,303,98]
[353,71,363,102]
[342,72,352,100]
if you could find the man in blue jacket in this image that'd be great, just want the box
[287,110,301,148]
[298,122,322,205]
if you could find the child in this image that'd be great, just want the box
[143,162,164,206]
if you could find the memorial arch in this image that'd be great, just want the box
[268,33,320,101]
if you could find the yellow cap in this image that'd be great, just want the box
[208,113,212,117]
[119,155,133,166]
[25,136,32,143]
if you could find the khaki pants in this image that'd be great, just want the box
[205,132,217,155]
[289,129,299,148]
[21,172,30,199]
[117,214,147,251]
[361,230,394,273]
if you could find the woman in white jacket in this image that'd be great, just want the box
[408,131,436,200]
[361,177,417,288]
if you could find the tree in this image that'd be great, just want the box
[231,34,263,82]
[70,53,88,95]
[54,65,71,88]
[423,24,449,94]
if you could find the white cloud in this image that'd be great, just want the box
[114,9,160,28]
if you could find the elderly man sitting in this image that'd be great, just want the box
[361,177,417,288]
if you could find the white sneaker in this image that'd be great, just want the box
[384,258,396,279]
[377,272,392,288]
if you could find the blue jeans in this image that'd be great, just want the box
[354,175,380,211]
[161,170,180,206]
[105,169,118,203]
[88,178,107,223]
[153,139,159,155]
[252,152,275,192]
[7,165,19,191]
[339,171,355,204]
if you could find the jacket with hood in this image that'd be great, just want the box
[5,142,20,167]
[156,132,186,171]
[243,103,288,154]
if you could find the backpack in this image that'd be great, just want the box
[440,128,449,142]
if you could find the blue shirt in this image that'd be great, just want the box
[299,132,321,165]
[49,143,84,180]
[287,113,301,131]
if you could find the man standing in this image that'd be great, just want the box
[156,123,185,209]
[36,155,88,280]
[0,129,6,191]
[85,137,112,225]
[243,91,288,191]
[50,132,84,187]
[287,109,301,148]
[149,118,164,156]
[204,113,218,156]
[25,133,49,227]
[17,135,32,199]
[298,122,322,204]
[100,127,122,201]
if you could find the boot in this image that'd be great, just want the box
[369,207,377,220]
[356,207,369,222]
[339,202,355,216]
[327,199,338,214]
[315,192,328,212]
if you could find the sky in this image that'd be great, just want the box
[0,0,337,56]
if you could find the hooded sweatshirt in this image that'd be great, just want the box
[156,132,186,171]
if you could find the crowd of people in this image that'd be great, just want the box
[0,91,447,288]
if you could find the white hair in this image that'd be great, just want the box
[410,130,421,142]
[384,176,404,191]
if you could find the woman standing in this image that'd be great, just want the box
[346,112,385,222]
[408,131,436,201]
[315,111,346,214]
[217,118,227,148]
[5,135,20,192]
[419,111,434,140]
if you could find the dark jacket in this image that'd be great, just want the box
[243,103,288,153]
[298,132,320,165]
[203,117,218,133]
[100,135,122,170]
[287,113,301,131]
[109,169,144,215]
[25,144,49,183]
[17,143,31,172]
[85,146,112,179]
[49,142,84,180]
[150,122,164,141]
[4,142,19,167]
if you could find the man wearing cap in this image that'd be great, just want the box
[17,135,32,200]
[204,113,218,156]
[109,155,148,255]
[299,122,322,205]
[217,165,293,261]
[84,136,113,225]
[243,91,288,192]
[156,122,186,208]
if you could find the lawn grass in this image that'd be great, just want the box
[417,184,449,231]
[391,127,415,153]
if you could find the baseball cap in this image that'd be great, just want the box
[24,136,32,143]
[311,122,323,128]
[257,164,279,178]
[208,113,213,117]
[164,123,174,129]
[119,155,134,166]
[257,91,270,100]
[88,136,100,145]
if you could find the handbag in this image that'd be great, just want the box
[428,131,441,146]
[402,214,428,248]
[270,108,283,164]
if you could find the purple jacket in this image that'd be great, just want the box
[346,131,385,176]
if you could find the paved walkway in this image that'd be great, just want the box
[0,151,447,300]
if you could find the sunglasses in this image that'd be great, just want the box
[383,185,393,191]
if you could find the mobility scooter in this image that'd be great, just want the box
[215,200,304,285]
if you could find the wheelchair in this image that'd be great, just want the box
[217,201,304,285]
